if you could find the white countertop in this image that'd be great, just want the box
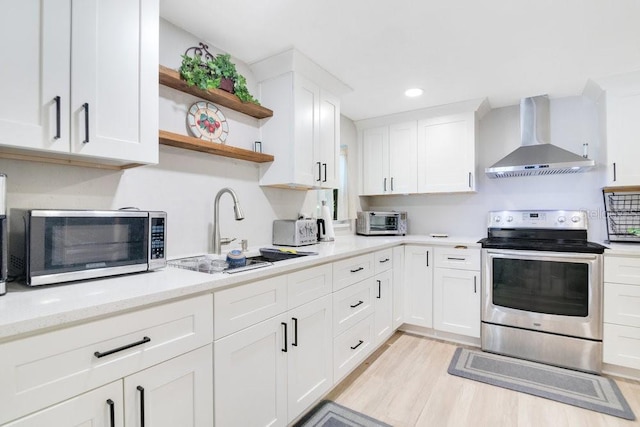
[0,235,480,342]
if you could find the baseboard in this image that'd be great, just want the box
[399,324,481,348]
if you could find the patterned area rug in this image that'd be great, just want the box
[448,347,635,420]
[294,400,392,427]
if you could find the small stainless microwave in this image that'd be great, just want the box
[356,211,407,236]
[9,209,167,286]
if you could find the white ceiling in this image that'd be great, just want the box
[159,0,640,121]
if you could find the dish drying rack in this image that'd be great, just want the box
[602,186,640,242]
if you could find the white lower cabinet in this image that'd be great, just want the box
[403,245,434,327]
[433,268,480,337]
[124,345,213,427]
[3,381,124,427]
[214,295,333,426]
[333,315,375,382]
[604,254,640,370]
[374,269,393,345]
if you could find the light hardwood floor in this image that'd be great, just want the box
[326,332,640,427]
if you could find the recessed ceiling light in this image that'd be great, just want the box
[405,88,424,97]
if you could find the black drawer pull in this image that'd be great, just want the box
[107,399,115,427]
[350,300,364,308]
[447,257,466,261]
[350,340,364,350]
[137,386,145,427]
[350,267,364,273]
[379,258,390,263]
[94,336,151,358]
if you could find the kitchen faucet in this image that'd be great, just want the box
[213,187,244,255]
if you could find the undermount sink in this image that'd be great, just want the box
[168,248,317,274]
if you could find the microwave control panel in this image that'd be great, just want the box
[150,216,166,260]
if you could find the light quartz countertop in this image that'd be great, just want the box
[603,242,640,256]
[0,234,480,342]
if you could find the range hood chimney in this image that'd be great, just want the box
[485,95,595,178]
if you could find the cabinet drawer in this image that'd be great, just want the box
[605,255,640,285]
[333,253,375,291]
[604,283,640,328]
[287,263,332,309]
[333,278,375,336]
[434,246,480,270]
[0,294,213,425]
[214,275,287,339]
[333,314,374,382]
[603,323,640,370]
[374,248,393,274]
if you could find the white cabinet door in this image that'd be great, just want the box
[404,245,433,328]
[214,313,288,427]
[318,90,340,189]
[4,381,123,427]
[0,0,70,153]
[124,345,213,427]
[374,269,393,345]
[0,0,158,164]
[361,126,389,195]
[417,112,476,193]
[392,246,405,329]
[388,121,418,194]
[287,295,333,422]
[433,268,480,338]
[71,0,158,163]
[606,92,640,186]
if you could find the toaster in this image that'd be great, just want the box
[272,219,318,246]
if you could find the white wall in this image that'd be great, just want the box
[364,96,609,242]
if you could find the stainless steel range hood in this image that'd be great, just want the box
[485,95,595,178]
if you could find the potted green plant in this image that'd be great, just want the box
[179,43,260,104]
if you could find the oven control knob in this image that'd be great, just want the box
[571,216,581,223]
[558,216,566,223]
[506,216,513,222]
[494,216,501,223]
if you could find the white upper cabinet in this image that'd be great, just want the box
[253,49,348,189]
[0,0,159,166]
[605,91,640,186]
[417,112,477,193]
[360,122,418,195]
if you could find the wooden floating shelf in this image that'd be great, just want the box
[159,130,274,163]
[159,65,273,119]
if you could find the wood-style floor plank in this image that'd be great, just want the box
[326,332,640,427]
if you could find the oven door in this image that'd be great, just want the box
[482,249,603,340]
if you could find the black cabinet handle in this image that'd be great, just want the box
[613,162,617,182]
[292,317,298,347]
[281,322,288,352]
[426,251,429,267]
[107,399,115,427]
[447,257,466,261]
[377,280,381,299]
[82,102,90,143]
[469,172,472,188]
[383,177,387,191]
[137,386,145,427]
[54,96,61,140]
[350,340,364,350]
[350,300,364,308]
[474,276,477,293]
[350,267,364,273]
[323,163,327,182]
[317,162,322,182]
[379,258,390,263]
[391,177,394,191]
[94,336,150,358]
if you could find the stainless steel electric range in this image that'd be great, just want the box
[478,210,607,373]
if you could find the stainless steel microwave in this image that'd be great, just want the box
[9,209,167,286]
[356,211,407,236]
